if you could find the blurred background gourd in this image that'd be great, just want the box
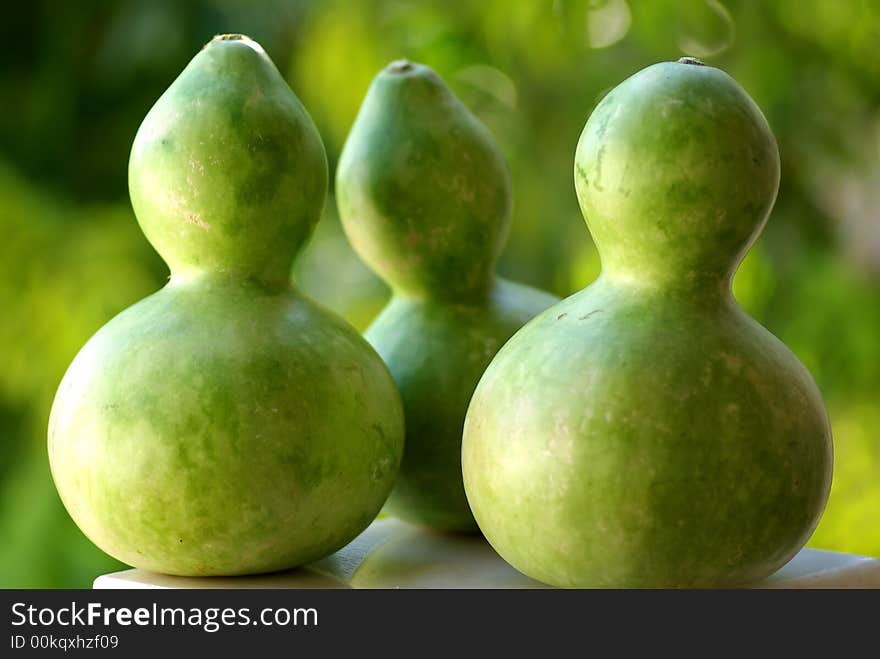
[336,61,557,531]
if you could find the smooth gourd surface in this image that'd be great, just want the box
[48,35,404,576]
[128,35,326,288]
[337,62,558,531]
[462,60,833,587]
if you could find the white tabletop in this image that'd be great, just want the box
[93,518,880,589]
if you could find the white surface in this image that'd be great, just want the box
[93,518,880,589]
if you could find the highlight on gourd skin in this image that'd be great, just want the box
[48,34,405,577]
[336,59,558,532]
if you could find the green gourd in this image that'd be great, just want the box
[48,35,404,576]
[461,58,833,587]
[336,61,558,532]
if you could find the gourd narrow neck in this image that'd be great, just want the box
[392,274,496,306]
[168,266,294,294]
[599,266,736,304]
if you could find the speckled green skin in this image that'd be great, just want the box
[462,60,833,587]
[336,62,558,531]
[48,36,404,576]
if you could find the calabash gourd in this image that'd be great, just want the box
[48,35,405,576]
[462,58,833,587]
[336,61,558,532]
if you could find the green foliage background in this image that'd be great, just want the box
[1,0,878,587]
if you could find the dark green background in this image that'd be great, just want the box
[1,0,878,587]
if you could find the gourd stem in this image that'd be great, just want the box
[387,59,415,74]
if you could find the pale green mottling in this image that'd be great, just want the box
[462,60,833,588]
[49,36,404,576]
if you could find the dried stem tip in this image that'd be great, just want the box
[677,56,706,66]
